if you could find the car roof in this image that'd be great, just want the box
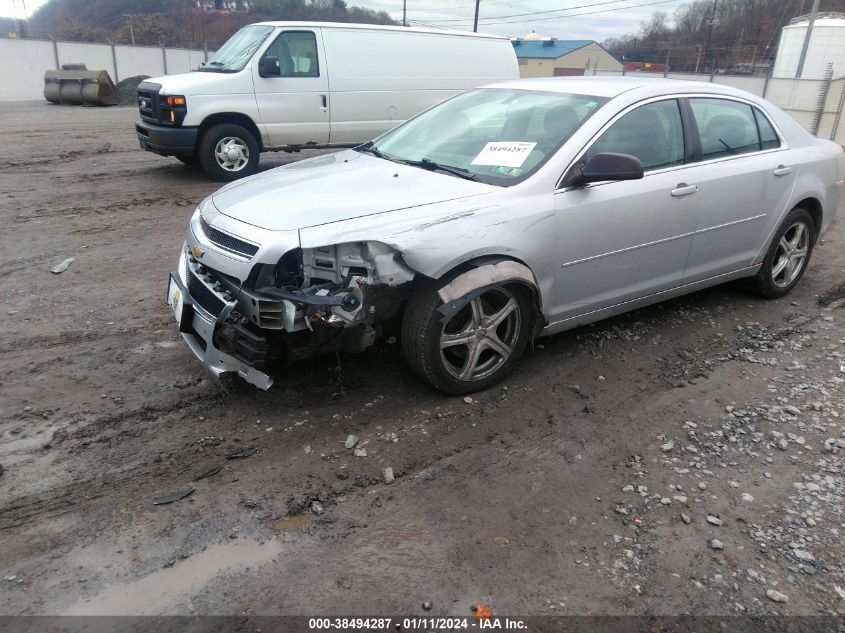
[248,21,509,40]
[485,76,756,100]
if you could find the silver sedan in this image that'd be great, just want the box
[169,77,844,394]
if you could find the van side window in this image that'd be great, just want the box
[689,98,761,160]
[264,31,319,78]
[584,99,685,172]
[754,108,780,150]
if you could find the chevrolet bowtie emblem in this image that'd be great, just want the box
[192,245,204,259]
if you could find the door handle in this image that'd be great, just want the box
[773,165,793,176]
[671,183,699,197]
[319,94,327,109]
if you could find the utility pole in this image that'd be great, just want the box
[473,0,480,32]
[695,44,702,73]
[123,13,136,46]
[402,0,406,26]
[701,0,718,75]
[795,0,820,78]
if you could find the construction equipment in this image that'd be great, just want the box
[43,64,118,106]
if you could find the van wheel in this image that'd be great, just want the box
[401,282,532,394]
[750,207,815,299]
[198,123,259,181]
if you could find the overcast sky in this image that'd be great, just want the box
[0,0,692,42]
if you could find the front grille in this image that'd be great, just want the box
[186,263,225,318]
[137,81,162,124]
[138,90,157,122]
[199,216,259,258]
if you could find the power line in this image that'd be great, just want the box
[421,0,682,26]
[427,0,680,24]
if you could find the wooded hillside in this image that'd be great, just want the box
[604,0,845,74]
[19,0,395,47]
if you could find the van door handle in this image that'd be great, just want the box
[319,94,327,109]
[671,183,698,197]
[773,165,793,176]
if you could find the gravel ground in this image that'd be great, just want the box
[0,102,843,618]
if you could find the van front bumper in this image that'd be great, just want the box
[167,268,274,390]
[137,119,197,157]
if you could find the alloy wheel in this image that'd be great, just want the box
[772,221,809,288]
[439,287,521,381]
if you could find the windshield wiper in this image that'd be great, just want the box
[398,158,480,181]
[718,138,736,154]
[355,141,390,160]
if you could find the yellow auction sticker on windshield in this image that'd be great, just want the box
[471,142,537,168]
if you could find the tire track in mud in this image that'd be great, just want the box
[12,195,197,224]
[0,254,55,276]
[0,144,115,171]
[0,391,222,530]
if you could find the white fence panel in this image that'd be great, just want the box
[114,45,165,80]
[0,38,55,101]
[165,47,206,74]
[57,41,114,75]
[712,74,767,95]
[766,77,825,113]
[0,37,209,100]
[665,72,702,82]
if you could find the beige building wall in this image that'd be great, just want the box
[516,42,623,78]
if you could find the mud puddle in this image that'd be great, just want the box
[65,539,284,615]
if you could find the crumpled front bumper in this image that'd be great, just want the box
[168,245,274,390]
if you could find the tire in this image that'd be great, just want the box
[750,207,816,299]
[198,123,260,182]
[401,281,533,394]
[176,155,200,167]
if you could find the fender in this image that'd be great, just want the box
[435,259,543,334]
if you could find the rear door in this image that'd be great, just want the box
[253,28,330,147]
[549,98,700,322]
[682,97,797,282]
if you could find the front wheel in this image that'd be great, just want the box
[401,282,533,394]
[751,208,816,299]
[198,123,259,182]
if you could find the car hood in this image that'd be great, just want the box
[211,150,499,232]
[146,71,244,95]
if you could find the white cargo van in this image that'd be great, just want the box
[135,22,519,180]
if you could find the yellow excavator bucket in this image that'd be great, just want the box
[44,64,118,106]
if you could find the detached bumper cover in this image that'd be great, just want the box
[168,270,274,390]
[136,119,197,157]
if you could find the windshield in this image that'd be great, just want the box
[367,88,608,186]
[200,25,274,73]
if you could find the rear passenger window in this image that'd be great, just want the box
[690,98,761,160]
[754,108,780,150]
[585,99,685,172]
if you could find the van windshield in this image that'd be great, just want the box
[200,25,274,73]
[363,88,608,186]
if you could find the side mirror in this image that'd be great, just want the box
[258,55,280,78]
[568,152,644,187]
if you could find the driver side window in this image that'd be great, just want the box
[263,31,319,77]
[584,99,685,172]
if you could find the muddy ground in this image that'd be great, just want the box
[0,102,843,619]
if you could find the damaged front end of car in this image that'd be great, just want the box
[168,206,417,389]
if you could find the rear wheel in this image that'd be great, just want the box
[751,207,815,298]
[198,123,259,182]
[401,282,533,394]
